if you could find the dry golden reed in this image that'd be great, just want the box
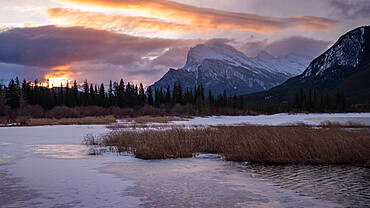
[123,116,188,124]
[89,125,370,165]
[27,115,116,126]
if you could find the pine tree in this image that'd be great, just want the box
[247,96,251,112]
[193,86,197,105]
[65,81,70,106]
[108,80,114,106]
[199,84,205,106]
[83,80,89,106]
[147,86,153,106]
[113,81,119,106]
[207,89,214,107]
[0,84,5,107]
[6,79,20,109]
[72,80,78,106]
[89,83,94,105]
[117,79,125,108]
[238,96,244,109]
[40,86,51,109]
[340,88,346,112]
[232,95,237,108]
[99,83,105,107]
[22,80,32,105]
[324,89,330,112]
[299,87,304,109]
[307,88,313,111]
[165,85,171,105]
[139,83,146,106]
[51,88,57,108]
[172,82,183,105]
[223,90,227,108]
[184,88,191,104]
[159,87,164,105]
[176,82,183,104]
[313,88,318,111]
[135,85,139,106]
[335,87,346,112]
[94,85,98,106]
[33,80,40,105]
[126,82,135,107]
[189,89,194,105]
[58,82,64,106]
[154,87,160,108]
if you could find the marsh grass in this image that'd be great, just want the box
[87,124,370,165]
[26,115,117,126]
[319,121,367,128]
[122,116,188,124]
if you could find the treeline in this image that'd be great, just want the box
[1,78,244,110]
[0,78,246,119]
[250,87,369,114]
[0,77,368,121]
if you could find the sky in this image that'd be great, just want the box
[0,0,369,87]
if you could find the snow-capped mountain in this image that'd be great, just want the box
[247,26,370,104]
[150,42,310,95]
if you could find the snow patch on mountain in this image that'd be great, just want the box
[303,26,368,78]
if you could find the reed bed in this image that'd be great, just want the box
[86,124,370,165]
[122,116,188,124]
[27,115,117,126]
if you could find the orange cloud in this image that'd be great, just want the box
[292,16,338,31]
[21,23,38,28]
[54,0,337,33]
[47,8,200,34]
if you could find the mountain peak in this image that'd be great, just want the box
[303,26,369,78]
[245,25,370,105]
[150,42,310,96]
[256,50,275,60]
[185,43,245,63]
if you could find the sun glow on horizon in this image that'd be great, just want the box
[44,65,73,88]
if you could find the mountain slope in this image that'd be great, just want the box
[150,42,310,95]
[245,26,370,104]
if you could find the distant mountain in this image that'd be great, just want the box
[150,42,310,95]
[245,26,370,104]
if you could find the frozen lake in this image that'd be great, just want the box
[0,113,369,207]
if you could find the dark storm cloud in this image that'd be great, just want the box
[0,63,49,83]
[241,36,331,58]
[0,25,194,68]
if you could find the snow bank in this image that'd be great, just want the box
[171,113,370,126]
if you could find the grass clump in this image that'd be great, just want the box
[27,115,116,126]
[87,125,370,165]
[122,116,188,124]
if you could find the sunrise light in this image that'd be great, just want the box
[44,65,73,88]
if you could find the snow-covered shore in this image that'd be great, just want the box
[172,113,370,126]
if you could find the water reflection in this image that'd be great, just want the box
[0,170,43,206]
[104,158,341,208]
[243,164,370,207]
[27,144,91,159]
